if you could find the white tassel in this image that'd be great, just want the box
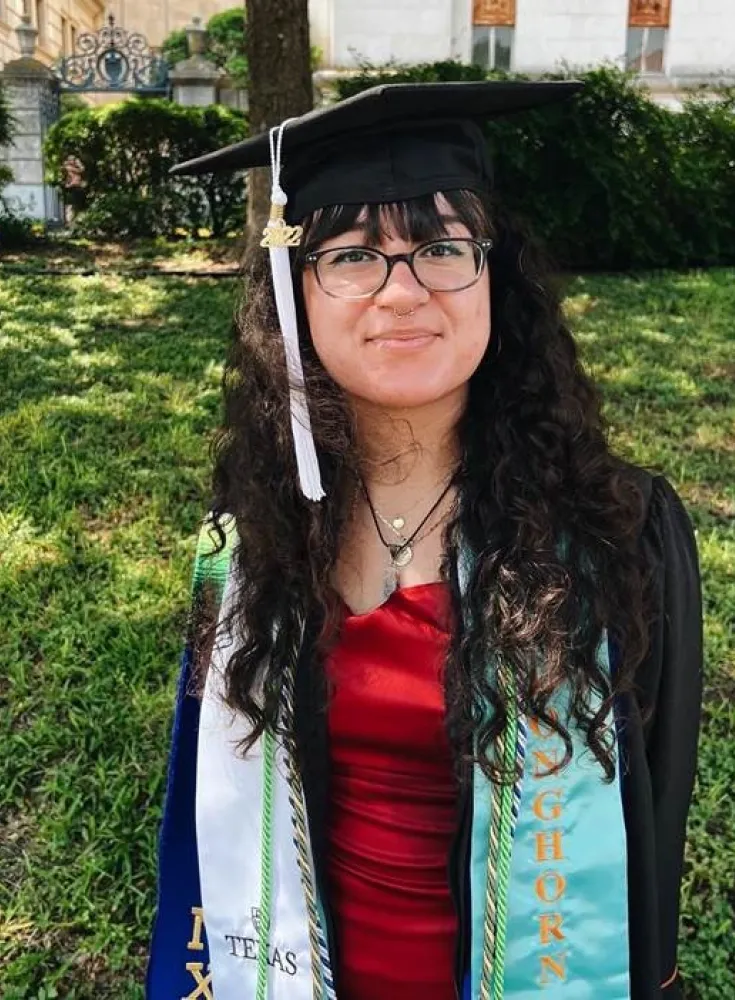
[261,124,325,502]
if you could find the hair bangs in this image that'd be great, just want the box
[299,189,493,255]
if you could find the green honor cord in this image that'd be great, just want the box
[256,727,276,1000]
[491,682,519,999]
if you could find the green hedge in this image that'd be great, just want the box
[44,99,248,239]
[337,65,735,270]
[38,68,735,267]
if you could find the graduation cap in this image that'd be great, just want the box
[171,81,583,501]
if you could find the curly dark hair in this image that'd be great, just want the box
[205,189,652,784]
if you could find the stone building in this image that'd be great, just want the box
[310,0,735,95]
[105,0,227,48]
[4,0,732,90]
[0,0,104,69]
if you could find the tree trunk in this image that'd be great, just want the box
[245,0,313,254]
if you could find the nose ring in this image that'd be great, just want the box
[393,308,416,319]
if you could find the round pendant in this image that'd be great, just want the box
[390,543,413,568]
[391,516,406,531]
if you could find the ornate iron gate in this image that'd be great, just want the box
[53,15,169,94]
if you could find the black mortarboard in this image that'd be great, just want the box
[170,81,582,222]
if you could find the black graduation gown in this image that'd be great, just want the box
[294,470,704,1000]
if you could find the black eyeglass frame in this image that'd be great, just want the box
[302,237,494,300]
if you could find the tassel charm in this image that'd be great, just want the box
[260,199,303,249]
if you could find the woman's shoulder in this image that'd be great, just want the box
[611,459,697,558]
[617,461,703,744]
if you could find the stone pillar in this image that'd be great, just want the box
[217,75,248,113]
[0,18,62,223]
[169,18,223,107]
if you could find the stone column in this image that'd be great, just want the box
[0,18,62,223]
[217,75,248,113]
[169,18,223,107]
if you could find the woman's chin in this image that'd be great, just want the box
[350,381,459,412]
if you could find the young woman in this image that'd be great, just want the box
[148,82,703,1000]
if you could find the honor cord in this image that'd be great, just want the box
[256,728,276,1000]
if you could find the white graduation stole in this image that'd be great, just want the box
[196,574,318,1000]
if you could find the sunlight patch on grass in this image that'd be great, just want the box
[0,513,62,575]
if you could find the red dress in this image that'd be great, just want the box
[325,583,459,1000]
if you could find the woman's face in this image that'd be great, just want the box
[301,196,491,412]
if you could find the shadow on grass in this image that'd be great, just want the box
[1,276,235,410]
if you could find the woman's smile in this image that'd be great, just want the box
[366,330,441,351]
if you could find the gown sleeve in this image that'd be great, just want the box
[638,475,704,993]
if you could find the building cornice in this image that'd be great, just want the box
[77,0,107,17]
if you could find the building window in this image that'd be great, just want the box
[71,24,77,52]
[472,0,515,72]
[626,0,669,74]
[472,26,514,71]
[61,15,69,56]
[626,26,666,74]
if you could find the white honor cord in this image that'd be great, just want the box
[267,121,325,502]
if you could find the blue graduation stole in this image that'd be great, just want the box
[147,518,235,1000]
[147,645,212,999]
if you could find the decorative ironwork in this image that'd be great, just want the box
[473,0,516,27]
[54,15,169,93]
[628,0,671,29]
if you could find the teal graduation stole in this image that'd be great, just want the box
[460,544,631,999]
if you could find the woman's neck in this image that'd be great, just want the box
[353,391,464,497]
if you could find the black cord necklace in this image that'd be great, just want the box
[360,476,455,569]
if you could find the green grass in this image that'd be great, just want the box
[0,250,733,999]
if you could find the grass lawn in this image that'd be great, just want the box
[0,246,733,999]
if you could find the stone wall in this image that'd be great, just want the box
[309,0,332,64]
[513,0,628,72]
[0,0,103,71]
[665,0,735,76]
[331,0,455,67]
[319,0,735,76]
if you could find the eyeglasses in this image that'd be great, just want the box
[303,237,493,300]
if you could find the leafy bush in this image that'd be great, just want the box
[337,59,489,96]
[207,8,248,84]
[335,64,735,270]
[0,203,38,250]
[161,29,189,69]
[162,8,247,85]
[44,99,248,239]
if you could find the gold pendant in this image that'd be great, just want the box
[390,543,413,568]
